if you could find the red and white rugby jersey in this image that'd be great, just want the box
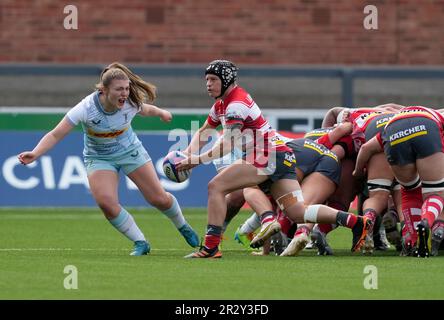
[342,108,393,153]
[386,106,444,128]
[351,110,388,132]
[207,86,292,153]
[376,106,444,147]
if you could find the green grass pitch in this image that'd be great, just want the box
[0,208,443,300]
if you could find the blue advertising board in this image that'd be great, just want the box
[0,132,215,207]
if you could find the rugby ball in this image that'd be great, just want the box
[162,151,191,183]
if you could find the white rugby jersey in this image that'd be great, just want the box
[66,91,142,158]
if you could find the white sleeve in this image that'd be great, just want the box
[225,102,249,123]
[66,101,87,126]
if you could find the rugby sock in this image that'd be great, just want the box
[335,211,358,229]
[260,211,276,224]
[319,200,344,234]
[240,213,261,234]
[421,195,444,227]
[161,194,186,229]
[363,208,377,234]
[109,207,145,242]
[318,223,336,234]
[204,224,222,250]
[278,214,293,236]
[294,225,310,236]
[401,187,423,242]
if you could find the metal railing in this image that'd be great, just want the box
[2,64,444,107]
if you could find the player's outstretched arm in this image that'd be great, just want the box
[18,117,74,165]
[183,119,216,156]
[139,103,172,122]
[353,135,383,177]
[322,107,344,128]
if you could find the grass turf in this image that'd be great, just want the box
[0,208,443,300]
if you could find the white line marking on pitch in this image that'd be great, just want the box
[0,248,245,252]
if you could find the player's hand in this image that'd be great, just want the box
[160,110,172,123]
[340,121,353,134]
[18,151,37,165]
[176,155,200,171]
[352,167,366,178]
[180,150,193,157]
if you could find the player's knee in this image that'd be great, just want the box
[276,190,305,221]
[149,193,171,210]
[207,178,226,195]
[96,196,119,215]
[290,202,307,219]
[280,202,305,222]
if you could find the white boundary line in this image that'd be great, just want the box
[0,248,245,252]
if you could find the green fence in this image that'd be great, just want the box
[0,111,207,131]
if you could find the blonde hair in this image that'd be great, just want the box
[95,62,157,106]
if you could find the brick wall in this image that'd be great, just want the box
[0,0,443,64]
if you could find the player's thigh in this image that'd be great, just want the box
[209,160,268,194]
[269,178,306,215]
[390,163,418,185]
[301,172,336,204]
[244,187,274,214]
[328,158,358,209]
[127,161,168,201]
[88,170,120,203]
[367,152,393,181]
[367,152,393,198]
[416,152,444,182]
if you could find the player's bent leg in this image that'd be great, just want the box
[300,173,336,252]
[128,162,200,247]
[186,162,268,258]
[244,186,280,248]
[223,189,245,232]
[89,170,151,255]
[271,179,371,252]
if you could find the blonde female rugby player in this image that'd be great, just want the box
[18,62,199,256]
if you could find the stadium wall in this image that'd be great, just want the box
[2,0,444,65]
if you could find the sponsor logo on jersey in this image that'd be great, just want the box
[375,115,394,128]
[389,125,428,146]
[283,152,296,167]
[354,111,383,128]
[303,140,338,161]
[87,127,128,138]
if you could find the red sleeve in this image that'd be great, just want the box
[207,114,220,127]
[315,134,333,149]
[375,132,383,148]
